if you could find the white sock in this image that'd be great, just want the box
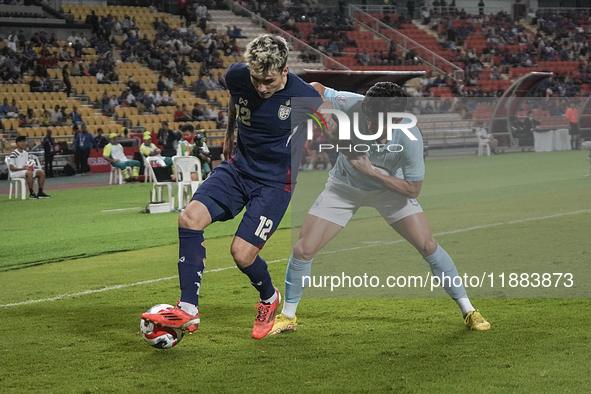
[261,291,277,304]
[281,301,298,319]
[178,301,198,316]
[456,296,475,316]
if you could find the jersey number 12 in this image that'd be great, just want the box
[255,215,273,241]
[235,104,251,126]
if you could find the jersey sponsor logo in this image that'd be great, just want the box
[408,198,419,206]
[278,105,291,120]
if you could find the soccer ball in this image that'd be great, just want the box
[140,304,183,349]
[26,159,36,170]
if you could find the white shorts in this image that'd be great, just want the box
[308,176,423,227]
[11,169,40,179]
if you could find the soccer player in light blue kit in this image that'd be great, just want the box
[269,82,490,335]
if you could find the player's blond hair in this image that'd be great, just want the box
[244,34,289,75]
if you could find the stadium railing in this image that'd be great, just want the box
[349,4,464,80]
[225,0,350,71]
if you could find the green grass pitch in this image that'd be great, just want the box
[1,150,590,393]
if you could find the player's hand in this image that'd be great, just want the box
[348,154,373,175]
[223,134,234,160]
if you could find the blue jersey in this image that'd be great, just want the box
[323,87,425,191]
[225,63,322,190]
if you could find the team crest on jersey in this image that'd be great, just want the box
[278,105,291,120]
[335,95,348,107]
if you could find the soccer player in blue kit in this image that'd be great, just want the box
[142,35,322,339]
[269,81,490,336]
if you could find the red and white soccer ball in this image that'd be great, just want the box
[140,304,183,349]
[26,159,36,170]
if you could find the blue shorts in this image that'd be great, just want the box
[192,162,292,248]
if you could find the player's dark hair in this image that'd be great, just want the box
[361,82,409,121]
[16,135,26,143]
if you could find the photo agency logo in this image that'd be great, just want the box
[305,108,418,153]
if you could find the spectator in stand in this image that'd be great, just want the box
[157,75,167,92]
[94,128,108,149]
[60,107,70,124]
[8,136,50,199]
[174,104,192,122]
[50,104,63,126]
[25,109,38,127]
[204,105,218,122]
[70,106,83,125]
[29,75,41,92]
[0,98,10,118]
[39,110,51,127]
[217,110,228,129]
[108,95,119,115]
[6,36,17,52]
[216,72,227,90]
[162,91,176,106]
[204,75,221,91]
[62,64,72,97]
[126,89,136,106]
[5,99,19,119]
[42,128,55,177]
[192,103,205,121]
[177,0,190,26]
[86,10,100,36]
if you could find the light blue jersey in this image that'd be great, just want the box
[323,87,425,191]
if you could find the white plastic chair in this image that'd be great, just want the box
[145,158,175,208]
[477,138,491,156]
[173,156,203,210]
[109,166,123,184]
[142,155,153,183]
[6,155,40,199]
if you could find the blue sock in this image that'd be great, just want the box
[285,254,313,303]
[178,228,205,307]
[424,244,467,300]
[239,255,275,301]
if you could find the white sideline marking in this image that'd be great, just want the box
[101,207,141,212]
[2,208,590,308]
